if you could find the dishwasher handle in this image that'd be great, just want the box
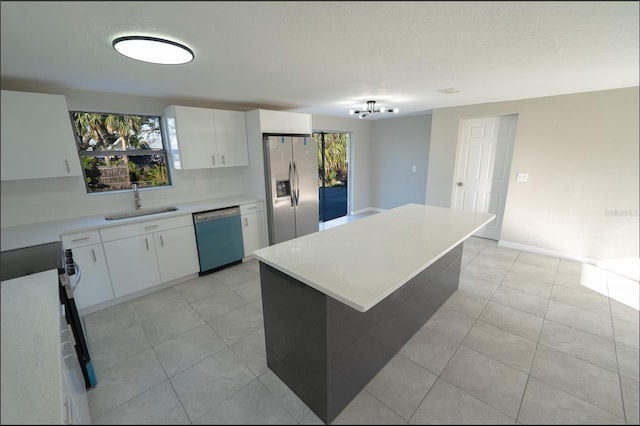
[193,206,241,223]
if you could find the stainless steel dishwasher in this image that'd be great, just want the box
[192,206,244,275]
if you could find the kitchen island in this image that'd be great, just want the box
[253,203,494,423]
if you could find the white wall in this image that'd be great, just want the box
[310,114,432,213]
[0,84,249,227]
[370,115,431,210]
[426,87,639,265]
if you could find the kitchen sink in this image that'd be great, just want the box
[104,206,179,221]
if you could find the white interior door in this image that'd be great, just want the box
[452,115,518,240]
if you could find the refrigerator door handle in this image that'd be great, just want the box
[294,161,300,206]
[288,161,295,207]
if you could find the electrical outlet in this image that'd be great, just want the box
[411,165,417,173]
[516,172,529,183]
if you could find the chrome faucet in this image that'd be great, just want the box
[132,183,141,210]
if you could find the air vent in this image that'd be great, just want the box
[437,88,460,94]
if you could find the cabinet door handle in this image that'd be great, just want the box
[71,236,90,243]
[145,238,149,250]
[91,248,97,262]
[244,217,248,226]
[65,159,70,173]
[144,224,158,230]
[211,155,216,165]
[160,235,164,247]
[222,155,226,165]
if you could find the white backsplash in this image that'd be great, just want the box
[0,167,245,228]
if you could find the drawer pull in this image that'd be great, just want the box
[144,225,159,230]
[145,238,149,250]
[160,235,164,247]
[247,206,257,210]
[71,236,91,243]
[65,159,71,173]
[91,248,97,262]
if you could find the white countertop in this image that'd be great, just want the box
[1,269,64,424]
[1,195,260,251]
[253,203,495,312]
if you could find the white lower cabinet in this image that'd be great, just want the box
[59,205,258,307]
[68,244,114,310]
[100,215,198,298]
[154,225,199,283]
[61,230,114,311]
[103,234,162,298]
[241,202,267,258]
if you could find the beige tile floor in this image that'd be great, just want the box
[83,214,639,424]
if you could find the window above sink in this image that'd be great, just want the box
[69,111,172,194]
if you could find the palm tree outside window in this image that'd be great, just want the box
[70,111,171,193]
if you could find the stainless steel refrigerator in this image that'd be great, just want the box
[263,135,319,245]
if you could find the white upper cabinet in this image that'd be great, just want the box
[213,109,248,167]
[1,90,82,181]
[258,109,312,134]
[164,105,219,170]
[164,105,248,170]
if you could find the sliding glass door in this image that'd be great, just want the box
[315,132,349,222]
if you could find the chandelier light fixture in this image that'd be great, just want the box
[112,35,194,65]
[349,100,399,119]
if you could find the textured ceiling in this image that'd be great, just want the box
[1,1,638,118]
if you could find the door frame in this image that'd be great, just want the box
[314,130,351,222]
[451,114,518,240]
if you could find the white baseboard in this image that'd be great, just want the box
[498,240,598,264]
[499,240,639,281]
[350,207,387,216]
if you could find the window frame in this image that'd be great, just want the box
[69,110,173,194]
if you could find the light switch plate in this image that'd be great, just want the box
[516,172,529,183]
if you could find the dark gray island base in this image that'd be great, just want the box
[259,243,463,424]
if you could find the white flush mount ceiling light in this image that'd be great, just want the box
[349,100,399,119]
[112,36,194,65]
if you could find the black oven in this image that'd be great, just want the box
[58,248,97,389]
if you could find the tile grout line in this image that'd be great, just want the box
[512,250,557,424]
[524,260,628,422]
[414,246,522,423]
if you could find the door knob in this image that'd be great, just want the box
[457,182,463,187]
